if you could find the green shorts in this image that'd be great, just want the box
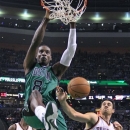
[23,110,67,130]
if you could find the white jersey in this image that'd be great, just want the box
[15,123,33,130]
[84,117,115,130]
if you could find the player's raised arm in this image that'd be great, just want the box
[56,87,98,124]
[52,22,77,79]
[23,10,50,75]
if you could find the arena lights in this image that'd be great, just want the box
[0,9,5,15]
[0,92,7,97]
[60,80,97,84]
[0,77,129,86]
[73,95,130,100]
[60,80,128,86]
[0,77,25,83]
[56,94,130,100]
[1,92,130,101]
[90,13,104,21]
[19,10,34,20]
[16,93,130,100]
[121,12,130,21]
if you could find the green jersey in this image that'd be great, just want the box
[24,63,58,110]
[23,63,67,130]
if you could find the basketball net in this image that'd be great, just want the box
[41,0,87,25]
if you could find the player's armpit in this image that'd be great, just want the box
[52,62,68,79]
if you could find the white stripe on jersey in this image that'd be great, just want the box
[84,117,115,130]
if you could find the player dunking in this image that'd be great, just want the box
[22,10,77,130]
[57,86,123,130]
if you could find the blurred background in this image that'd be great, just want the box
[0,0,130,129]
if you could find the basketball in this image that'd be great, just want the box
[67,77,90,99]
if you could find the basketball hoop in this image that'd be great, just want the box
[41,0,88,25]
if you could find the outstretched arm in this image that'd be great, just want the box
[56,87,98,124]
[52,22,77,79]
[23,11,50,75]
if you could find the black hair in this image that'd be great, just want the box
[101,98,115,109]
[39,44,51,50]
[38,44,52,55]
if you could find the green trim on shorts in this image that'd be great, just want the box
[23,116,45,129]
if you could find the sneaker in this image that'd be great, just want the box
[43,102,58,130]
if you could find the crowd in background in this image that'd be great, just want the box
[1,48,130,80]
[0,48,130,129]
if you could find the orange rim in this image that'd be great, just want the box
[40,0,87,12]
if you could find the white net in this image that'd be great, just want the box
[42,0,87,25]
